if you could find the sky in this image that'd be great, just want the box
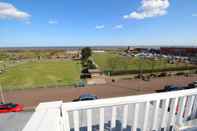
[0,0,197,47]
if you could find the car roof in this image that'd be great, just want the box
[0,103,15,106]
[165,85,177,88]
[79,93,97,99]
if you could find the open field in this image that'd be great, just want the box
[2,75,197,108]
[0,60,81,90]
[93,52,190,71]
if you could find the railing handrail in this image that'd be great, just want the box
[62,88,197,111]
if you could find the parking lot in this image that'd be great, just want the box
[0,112,33,131]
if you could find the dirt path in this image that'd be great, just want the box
[1,75,197,109]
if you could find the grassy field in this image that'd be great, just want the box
[93,52,188,71]
[0,60,81,90]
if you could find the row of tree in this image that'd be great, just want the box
[105,56,171,76]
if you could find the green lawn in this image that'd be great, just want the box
[93,52,187,71]
[0,60,81,90]
[92,53,120,70]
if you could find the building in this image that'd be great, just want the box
[125,46,148,54]
[92,50,105,53]
[160,47,197,56]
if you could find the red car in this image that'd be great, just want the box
[0,102,23,113]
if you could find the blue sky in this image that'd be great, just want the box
[0,0,197,47]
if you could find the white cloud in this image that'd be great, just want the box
[124,0,170,20]
[0,2,30,20]
[48,20,58,24]
[114,24,123,29]
[95,25,105,29]
[192,14,197,17]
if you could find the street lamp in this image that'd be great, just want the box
[0,85,5,103]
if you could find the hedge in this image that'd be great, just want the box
[104,66,197,76]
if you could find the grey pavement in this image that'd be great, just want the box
[0,111,33,131]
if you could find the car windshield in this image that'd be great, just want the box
[0,103,17,109]
[8,104,17,108]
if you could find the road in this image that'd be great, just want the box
[0,112,33,131]
[2,75,197,109]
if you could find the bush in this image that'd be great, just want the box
[175,72,185,76]
[149,73,157,78]
[80,73,91,79]
[158,72,167,77]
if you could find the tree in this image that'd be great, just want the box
[81,47,92,61]
[135,57,144,78]
[34,51,42,60]
[106,56,129,71]
[0,52,10,72]
[0,52,10,61]
[86,59,96,69]
[149,58,156,74]
[81,59,96,69]
[120,58,130,70]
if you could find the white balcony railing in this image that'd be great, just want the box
[61,89,197,131]
[23,88,197,131]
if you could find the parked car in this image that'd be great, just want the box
[156,85,180,93]
[188,81,197,89]
[0,103,23,113]
[181,86,191,90]
[74,80,85,88]
[72,93,98,102]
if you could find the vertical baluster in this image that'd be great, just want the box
[74,110,79,131]
[100,108,104,131]
[133,103,139,131]
[111,106,117,129]
[161,99,169,131]
[169,98,178,127]
[87,109,92,131]
[185,96,195,120]
[142,101,150,131]
[178,97,187,125]
[152,100,159,130]
[122,105,129,129]
[62,110,70,131]
[191,96,197,119]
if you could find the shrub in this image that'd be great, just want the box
[175,72,185,76]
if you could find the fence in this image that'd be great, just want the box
[61,88,197,131]
[22,88,197,131]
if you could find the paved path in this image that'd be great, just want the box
[0,112,33,131]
